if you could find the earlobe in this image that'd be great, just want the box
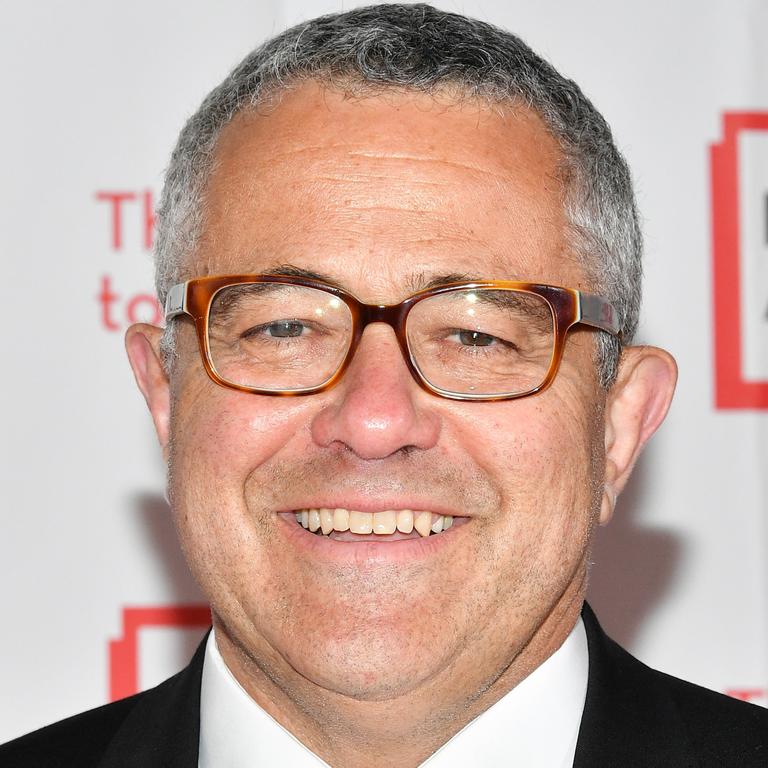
[600,346,678,525]
[125,323,171,456]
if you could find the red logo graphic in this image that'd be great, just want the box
[109,605,210,701]
[711,112,768,409]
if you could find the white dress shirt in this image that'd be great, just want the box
[199,618,588,767]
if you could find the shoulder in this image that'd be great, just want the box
[0,632,207,768]
[0,693,149,768]
[651,664,768,765]
[578,604,768,767]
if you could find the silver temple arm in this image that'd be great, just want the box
[164,282,188,320]
[578,292,622,337]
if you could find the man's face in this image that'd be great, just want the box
[166,83,605,704]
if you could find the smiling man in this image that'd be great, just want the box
[3,4,767,768]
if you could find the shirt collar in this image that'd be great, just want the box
[199,618,588,768]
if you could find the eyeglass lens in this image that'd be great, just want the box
[208,283,353,391]
[206,282,556,396]
[407,289,555,396]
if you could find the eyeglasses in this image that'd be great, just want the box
[164,275,621,401]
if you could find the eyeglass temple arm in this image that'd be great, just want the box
[578,292,622,337]
[165,282,188,320]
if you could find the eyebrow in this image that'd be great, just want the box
[259,263,486,294]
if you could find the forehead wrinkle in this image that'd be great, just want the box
[309,173,455,189]
[269,152,542,191]
[343,150,543,187]
[251,135,549,184]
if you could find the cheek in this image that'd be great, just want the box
[172,384,315,480]
[167,384,316,583]
[466,391,598,489]
[456,392,603,573]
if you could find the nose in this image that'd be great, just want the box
[310,324,442,459]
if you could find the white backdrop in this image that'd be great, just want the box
[1,0,766,742]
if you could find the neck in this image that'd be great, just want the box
[214,575,586,768]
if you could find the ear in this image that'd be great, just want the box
[125,323,171,458]
[600,346,677,525]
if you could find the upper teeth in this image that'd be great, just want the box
[294,508,454,537]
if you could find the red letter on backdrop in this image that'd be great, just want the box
[98,275,121,331]
[126,293,162,326]
[143,189,155,251]
[95,191,137,251]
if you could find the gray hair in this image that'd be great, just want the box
[156,3,641,386]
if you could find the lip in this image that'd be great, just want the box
[276,512,468,567]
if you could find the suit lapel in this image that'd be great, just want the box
[573,604,696,768]
[97,631,208,768]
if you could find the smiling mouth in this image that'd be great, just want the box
[293,508,456,540]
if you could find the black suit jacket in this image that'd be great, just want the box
[2,604,766,767]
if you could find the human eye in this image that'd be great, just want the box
[446,328,519,353]
[241,319,309,341]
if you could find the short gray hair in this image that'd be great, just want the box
[156,3,641,386]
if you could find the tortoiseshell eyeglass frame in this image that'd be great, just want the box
[164,275,622,402]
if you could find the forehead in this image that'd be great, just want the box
[193,81,585,299]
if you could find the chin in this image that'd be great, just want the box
[295,647,437,702]
[282,612,451,701]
